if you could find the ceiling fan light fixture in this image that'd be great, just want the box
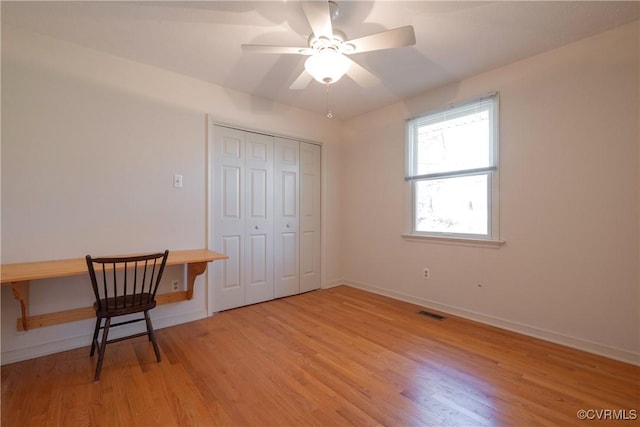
[304,49,351,85]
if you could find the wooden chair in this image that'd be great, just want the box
[85,250,169,382]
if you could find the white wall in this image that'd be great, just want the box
[1,28,344,363]
[340,21,639,364]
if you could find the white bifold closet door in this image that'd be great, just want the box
[299,142,321,293]
[211,126,274,312]
[210,125,320,313]
[273,138,300,298]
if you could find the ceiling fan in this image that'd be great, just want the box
[241,1,416,90]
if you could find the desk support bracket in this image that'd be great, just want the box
[186,262,207,300]
[11,281,30,331]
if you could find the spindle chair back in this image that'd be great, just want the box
[85,250,169,381]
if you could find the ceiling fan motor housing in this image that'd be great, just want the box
[307,30,355,55]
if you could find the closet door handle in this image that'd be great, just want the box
[286,224,291,228]
[254,225,260,230]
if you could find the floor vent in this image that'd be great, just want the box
[418,310,446,321]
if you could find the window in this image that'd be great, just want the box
[405,93,499,241]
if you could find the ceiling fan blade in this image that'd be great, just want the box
[301,1,333,40]
[289,71,313,90]
[346,25,416,54]
[242,44,311,55]
[344,57,380,87]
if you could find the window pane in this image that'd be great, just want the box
[415,174,488,235]
[414,107,491,176]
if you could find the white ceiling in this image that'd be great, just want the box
[3,1,639,119]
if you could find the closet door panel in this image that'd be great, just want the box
[300,231,316,275]
[223,166,241,218]
[212,127,246,311]
[300,143,321,292]
[246,233,268,300]
[222,235,242,291]
[281,232,298,278]
[244,132,274,305]
[274,138,300,298]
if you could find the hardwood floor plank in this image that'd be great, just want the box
[2,286,638,426]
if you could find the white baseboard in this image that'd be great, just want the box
[0,309,208,366]
[338,280,640,366]
[153,309,208,331]
[1,335,93,366]
[322,279,345,289]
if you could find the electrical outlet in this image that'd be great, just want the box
[423,268,430,279]
[172,280,180,292]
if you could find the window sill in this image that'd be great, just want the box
[402,234,505,248]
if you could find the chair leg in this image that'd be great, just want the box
[144,310,161,362]
[94,317,110,382]
[90,317,101,357]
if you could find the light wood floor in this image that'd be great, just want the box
[2,286,638,426]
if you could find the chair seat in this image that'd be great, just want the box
[94,294,157,317]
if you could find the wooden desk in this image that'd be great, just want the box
[1,249,227,331]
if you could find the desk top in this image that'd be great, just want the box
[1,249,227,283]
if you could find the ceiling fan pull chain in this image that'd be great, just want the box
[325,83,333,119]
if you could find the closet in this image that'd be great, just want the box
[209,125,321,312]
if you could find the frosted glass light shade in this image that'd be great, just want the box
[304,50,351,84]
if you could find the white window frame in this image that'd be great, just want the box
[404,93,503,247]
